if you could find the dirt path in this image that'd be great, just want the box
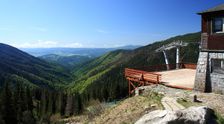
[144,85,224,117]
[161,97,185,111]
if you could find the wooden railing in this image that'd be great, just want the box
[125,63,196,96]
[181,63,197,69]
[125,68,161,84]
[131,63,197,72]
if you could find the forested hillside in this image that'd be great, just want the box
[0,43,72,89]
[69,32,200,101]
[39,54,93,68]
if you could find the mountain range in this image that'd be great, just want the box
[21,45,141,57]
[0,43,72,89]
[39,54,93,68]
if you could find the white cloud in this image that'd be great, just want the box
[64,42,83,48]
[10,40,83,48]
[96,29,109,34]
[31,27,48,32]
[0,27,13,31]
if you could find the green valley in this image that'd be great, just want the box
[0,43,72,89]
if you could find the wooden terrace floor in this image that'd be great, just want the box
[157,68,196,90]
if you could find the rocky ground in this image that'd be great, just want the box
[144,85,224,117]
[61,84,224,124]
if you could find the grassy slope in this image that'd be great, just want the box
[61,91,163,124]
[69,32,200,94]
[0,43,72,89]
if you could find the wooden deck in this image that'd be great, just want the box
[125,63,196,96]
[158,69,196,90]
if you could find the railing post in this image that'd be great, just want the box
[129,80,131,97]
[176,47,180,69]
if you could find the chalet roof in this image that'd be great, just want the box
[198,4,224,14]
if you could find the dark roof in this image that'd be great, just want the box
[198,4,224,14]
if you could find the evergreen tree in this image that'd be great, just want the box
[65,94,73,116]
[73,92,83,115]
[60,93,67,116]
[22,111,36,124]
[0,114,5,124]
[40,90,47,117]
[14,83,23,123]
[1,81,17,124]
[25,87,33,111]
[47,92,53,115]
[56,92,62,114]
[52,92,57,114]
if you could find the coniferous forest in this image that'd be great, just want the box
[0,80,84,124]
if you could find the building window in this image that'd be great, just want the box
[211,59,224,74]
[212,17,224,33]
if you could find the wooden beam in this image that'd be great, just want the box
[129,80,131,96]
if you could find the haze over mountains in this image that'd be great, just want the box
[21,45,141,57]
[20,45,141,69]
[39,54,93,68]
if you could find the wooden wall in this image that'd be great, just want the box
[201,11,224,50]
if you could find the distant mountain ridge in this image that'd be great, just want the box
[21,45,141,57]
[0,43,72,89]
[39,54,93,68]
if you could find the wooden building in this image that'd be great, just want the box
[194,4,224,94]
[199,4,224,50]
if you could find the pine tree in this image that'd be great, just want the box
[1,81,17,124]
[52,92,57,114]
[73,92,83,115]
[65,94,73,116]
[40,90,47,117]
[60,93,67,116]
[47,92,53,115]
[56,92,62,114]
[25,87,33,111]
[14,83,23,123]
[22,111,36,124]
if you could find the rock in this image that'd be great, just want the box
[158,92,165,95]
[135,106,214,124]
[150,104,157,108]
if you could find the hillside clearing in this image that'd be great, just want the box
[61,91,163,124]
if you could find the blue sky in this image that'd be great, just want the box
[0,0,223,48]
